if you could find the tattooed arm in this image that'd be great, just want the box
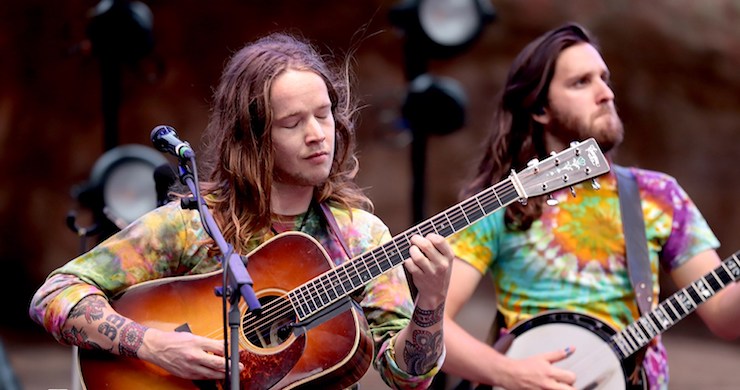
[62,294,237,380]
[392,233,453,375]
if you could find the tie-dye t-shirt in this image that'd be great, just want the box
[448,167,719,389]
[29,202,441,389]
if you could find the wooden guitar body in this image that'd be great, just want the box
[79,233,373,389]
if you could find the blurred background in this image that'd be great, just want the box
[1,0,739,389]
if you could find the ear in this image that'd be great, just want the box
[531,106,550,125]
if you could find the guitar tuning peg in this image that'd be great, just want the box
[527,158,540,167]
[549,151,560,166]
[570,186,577,197]
[519,198,528,206]
[546,195,559,206]
[591,179,601,190]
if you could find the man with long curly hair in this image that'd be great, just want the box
[31,32,453,389]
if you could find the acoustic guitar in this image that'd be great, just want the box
[78,138,609,389]
[485,251,740,390]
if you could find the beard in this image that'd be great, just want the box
[547,104,624,153]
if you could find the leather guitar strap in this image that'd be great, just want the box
[319,202,366,303]
[319,202,352,260]
[614,165,653,316]
[614,164,652,386]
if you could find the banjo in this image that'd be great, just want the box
[491,251,740,390]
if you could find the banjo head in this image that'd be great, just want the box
[500,311,644,390]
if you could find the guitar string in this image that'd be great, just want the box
[198,181,522,341]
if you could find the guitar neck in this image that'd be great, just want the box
[289,177,522,320]
[288,138,609,322]
[611,252,740,359]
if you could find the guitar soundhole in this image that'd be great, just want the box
[242,295,296,348]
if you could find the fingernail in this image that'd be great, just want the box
[564,347,572,356]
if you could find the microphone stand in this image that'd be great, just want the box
[175,155,261,390]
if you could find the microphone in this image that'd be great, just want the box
[151,125,194,159]
[153,163,177,207]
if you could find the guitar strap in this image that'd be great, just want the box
[614,165,653,316]
[614,165,652,386]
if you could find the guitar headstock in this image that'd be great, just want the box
[515,138,610,199]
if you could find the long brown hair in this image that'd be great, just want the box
[461,23,596,230]
[199,32,371,254]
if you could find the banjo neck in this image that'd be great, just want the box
[610,251,740,359]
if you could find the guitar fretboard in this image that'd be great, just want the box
[288,177,521,320]
[610,252,740,359]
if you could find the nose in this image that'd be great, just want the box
[596,79,615,103]
[305,116,327,143]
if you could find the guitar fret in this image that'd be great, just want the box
[429,218,441,235]
[465,198,485,223]
[350,261,364,286]
[637,317,657,339]
[646,311,665,332]
[306,282,320,312]
[341,263,354,293]
[442,213,455,235]
[359,257,372,282]
[460,204,471,225]
[491,184,503,208]
[612,334,632,358]
[311,279,325,305]
[373,248,393,271]
[726,255,740,280]
[676,289,696,312]
[318,274,334,302]
[629,323,648,346]
[377,244,394,270]
[292,289,308,319]
[366,254,382,277]
[711,269,725,288]
[330,269,346,296]
[622,326,640,352]
[694,278,714,301]
[654,306,673,329]
[665,298,681,320]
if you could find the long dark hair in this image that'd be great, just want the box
[462,23,596,230]
[199,32,371,254]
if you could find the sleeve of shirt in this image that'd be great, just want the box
[28,202,211,342]
[640,171,720,271]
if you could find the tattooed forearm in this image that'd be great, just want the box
[403,329,443,375]
[68,295,107,323]
[412,302,444,328]
[119,322,148,357]
[61,326,105,351]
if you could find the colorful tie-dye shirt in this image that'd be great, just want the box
[29,202,442,389]
[448,167,719,389]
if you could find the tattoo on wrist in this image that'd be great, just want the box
[412,302,444,328]
[118,322,148,358]
[69,296,106,323]
[403,329,443,375]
